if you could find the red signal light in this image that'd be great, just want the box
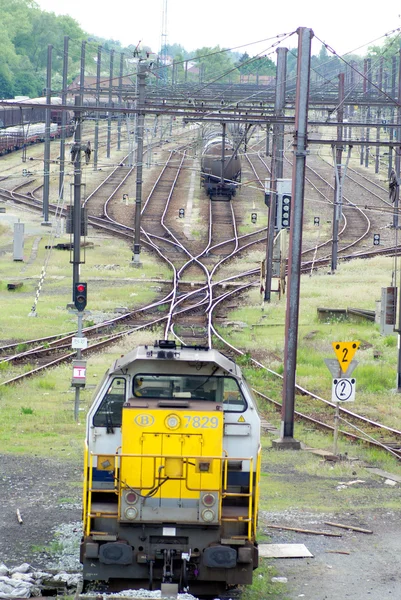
[74,282,87,311]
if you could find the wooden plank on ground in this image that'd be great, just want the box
[365,467,401,483]
[259,543,313,558]
[324,521,373,534]
[265,524,341,537]
[303,448,339,460]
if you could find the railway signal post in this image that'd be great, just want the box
[72,282,88,421]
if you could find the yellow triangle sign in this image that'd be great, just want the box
[332,341,360,373]
[237,415,245,423]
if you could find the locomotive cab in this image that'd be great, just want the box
[82,341,261,595]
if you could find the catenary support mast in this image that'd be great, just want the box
[272,27,313,449]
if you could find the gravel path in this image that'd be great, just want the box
[261,507,401,599]
[0,454,82,570]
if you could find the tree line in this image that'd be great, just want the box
[1,1,400,99]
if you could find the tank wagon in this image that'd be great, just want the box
[201,136,241,200]
[81,340,261,596]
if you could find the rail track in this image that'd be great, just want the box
[2,131,401,460]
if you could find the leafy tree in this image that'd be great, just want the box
[165,43,189,60]
[194,46,238,83]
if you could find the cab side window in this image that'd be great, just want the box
[222,378,246,412]
[93,377,126,428]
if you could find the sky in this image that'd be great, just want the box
[36,0,401,59]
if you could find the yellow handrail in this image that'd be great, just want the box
[85,451,259,541]
[82,442,89,534]
[85,452,94,536]
[247,457,254,539]
[253,445,262,539]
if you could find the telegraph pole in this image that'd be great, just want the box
[272,27,313,449]
[132,61,147,266]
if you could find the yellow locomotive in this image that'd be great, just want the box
[81,341,261,595]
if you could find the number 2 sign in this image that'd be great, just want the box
[332,377,356,403]
[332,341,360,373]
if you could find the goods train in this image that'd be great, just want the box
[81,340,261,596]
[201,135,241,200]
[0,122,75,155]
[0,96,72,129]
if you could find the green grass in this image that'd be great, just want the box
[241,561,290,600]
[0,208,171,342]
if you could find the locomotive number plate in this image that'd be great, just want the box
[183,416,219,428]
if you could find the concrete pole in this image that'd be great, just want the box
[331,73,344,273]
[389,56,397,177]
[42,44,52,225]
[107,50,114,158]
[264,47,287,302]
[272,27,313,449]
[375,59,383,174]
[59,36,69,200]
[118,53,124,151]
[396,52,401,389]
[220,122,226,183]
[365,59,371,168]
[132,61,147,266]
[360,60,367,165]
[393,50,401,231]
[265,124,270,156]
[72,96,82,292]
[93,46,101,171]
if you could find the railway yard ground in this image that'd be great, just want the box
[2,126,401,598]
[1,433,401,599]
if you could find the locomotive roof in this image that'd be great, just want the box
[110,344,242,377]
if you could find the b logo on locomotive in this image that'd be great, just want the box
[134,414,155,427]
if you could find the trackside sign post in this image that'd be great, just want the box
[332,341,360,373]
[325,341,360,455]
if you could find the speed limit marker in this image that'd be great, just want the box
[332,378,356,403]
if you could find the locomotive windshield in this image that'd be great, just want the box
[133,374,246,412]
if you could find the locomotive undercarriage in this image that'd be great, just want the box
[81,520,257,595]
